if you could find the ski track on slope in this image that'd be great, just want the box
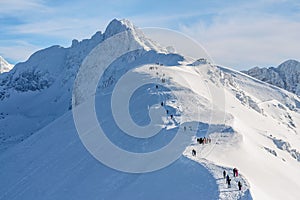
[184,145,252,200]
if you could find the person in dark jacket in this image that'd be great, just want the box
[223,170,226,179]
[200,137,204,144]
[225,175,231,188]
[227,178,231,188]
[192,149,196,156]
[238,181,242,191]
[226,174,230,184]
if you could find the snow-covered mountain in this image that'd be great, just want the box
[0,56,13,73]
[0,30,101,152]
[242,60,300,96]
[1,19,300,200]
[0,19,132,151]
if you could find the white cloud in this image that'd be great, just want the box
[0,41,41,63]
[7,18,108,40]
[179,15,300,70]
[1,0,299,69]
[0,0,50,15]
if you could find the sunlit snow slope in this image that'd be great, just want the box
[1,19,300,200]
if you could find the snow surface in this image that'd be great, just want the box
[0,56,13,73]
[1,19,300,200]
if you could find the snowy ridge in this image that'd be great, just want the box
[0,18,172,152]
[242,59,300,96]
[0,56,13,73]
[104,19,167,53]
[1,19,300,200]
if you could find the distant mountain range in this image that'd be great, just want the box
[242,60,300,96]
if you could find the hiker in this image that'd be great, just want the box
[184,126,186,131]
[223,170,226,179]
[199,137,203,144]
[238,181,242,191]
[235,168,239,177]
[227,177,231,188]
[226,174,230,184]
[226,175,231,188]
[233,168,238,177]
[161,102,164,106]
[166,110,169,114]
[203,137,206,144]
[192,149,196,156]
[197,138,202,144]
[170,114,173,119]
[155,85,158,89]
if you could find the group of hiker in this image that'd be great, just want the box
[191,136,212,156]
[223,168,242,191]
[196,137,211,145]
[155,74,174,120]
[191,148,243,191]
[152,65,176,121]
[157,83,173,120]
[160,101,174,119]
[191,148,244,191]
[153,64,243,192]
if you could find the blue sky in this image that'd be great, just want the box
[1,0,300,70]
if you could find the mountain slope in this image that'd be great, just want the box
[1,19,300,200]
[0,18,168,152]
[0,111,220,200]
[242,60,300,96]
[0,56,13,73]
[0,63,252,200]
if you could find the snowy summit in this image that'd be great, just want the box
[0,19,300,200]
